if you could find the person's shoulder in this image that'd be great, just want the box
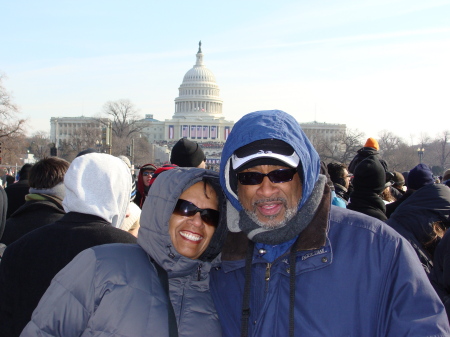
[329,206,399,242]
[87,244,159,286]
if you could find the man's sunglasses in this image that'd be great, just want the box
[173,199,219,227]
[237,168,297,185]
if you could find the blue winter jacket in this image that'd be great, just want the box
[212,110,450,337]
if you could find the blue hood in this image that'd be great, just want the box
[220,110,320,211]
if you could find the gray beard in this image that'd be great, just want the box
[244,197,298,230]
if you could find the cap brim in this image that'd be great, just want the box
[232,152,300,170]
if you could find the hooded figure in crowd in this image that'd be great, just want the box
[210,110,449,337]
[347,155,388,221]
[348,137,388,174]
[20,167,227,337]
[0,153,137,337]
[134,163,157,208]
[386,163,435,218]
[386,183,450,274]
[1,157,70,246]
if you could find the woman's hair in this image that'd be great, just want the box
[201,178,216,201]
[28,157,70,189]
[425,219,450,251]
[380,186,395,203]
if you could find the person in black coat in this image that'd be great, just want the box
[4,164,32,218]
[0,153,137,337]
[1,157,70,246]
[347,155,387,221]
[348,137,388,174]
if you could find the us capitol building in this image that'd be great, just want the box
[137,41,234,165]
[50,42,346,165]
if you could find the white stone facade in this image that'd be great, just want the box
[50,116,108,147]
[301,121,347,142]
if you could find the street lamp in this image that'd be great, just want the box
[96,140,102,153]
[417,147,425,164]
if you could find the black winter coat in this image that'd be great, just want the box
[1,195,65,246]
[4,180,29,219]
[0,212,137,337]
[348,147,388,174]
[347,191,387,221]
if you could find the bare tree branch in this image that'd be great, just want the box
[0,73,27,139]
[100,99,145,138]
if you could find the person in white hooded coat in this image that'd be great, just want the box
[0,153,137,337]
[20,167,227,337]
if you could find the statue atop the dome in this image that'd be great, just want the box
[198,40,202,53]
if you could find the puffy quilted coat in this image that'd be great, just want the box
[21,168,227,337]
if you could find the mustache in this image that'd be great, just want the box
[252,197,288,208]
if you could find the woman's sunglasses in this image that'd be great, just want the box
[142,171,154,177]
[237,168,297,185]
[173,199,219,227]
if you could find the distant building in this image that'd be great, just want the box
[50,116,108,148]
[301,121,347,143]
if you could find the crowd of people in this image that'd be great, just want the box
[0,110,450,336]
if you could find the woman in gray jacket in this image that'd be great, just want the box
[20,168,227,337]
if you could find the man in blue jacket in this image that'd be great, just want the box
[210,110,450,337]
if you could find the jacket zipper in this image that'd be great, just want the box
[265,262,272,292]
[197,263,203,281]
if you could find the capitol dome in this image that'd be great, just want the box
[173,42,223,119]
[182,64,216,83]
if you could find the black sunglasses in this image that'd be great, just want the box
[237,168,297,185]
[173,199,219,227]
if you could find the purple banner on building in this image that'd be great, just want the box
[196,125,202,139]
[202,126,209,139]
[210,126,217,139]
[169,125,174,139]
[190,125,196,138]
[181,125,189,138]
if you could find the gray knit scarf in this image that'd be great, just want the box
[29,182,66,200]
[229,175,326,245]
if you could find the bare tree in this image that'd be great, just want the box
[425,131,450,175]
[0,132,28,165]
[337,129,365,164]
[313,129,365,165]
[100,99,145,139]
[27,131,52,160]
[377,130,405,171]
[0,73,27,139]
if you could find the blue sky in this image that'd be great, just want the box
[2,0,450,143]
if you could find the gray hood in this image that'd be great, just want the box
[63,153,131,228]
[137,167,227,278]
